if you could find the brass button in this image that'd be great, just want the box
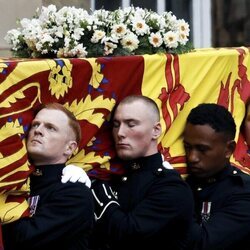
[122,176,127,182]
[33,169,43,176]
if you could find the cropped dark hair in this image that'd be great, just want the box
[187,103,236,140]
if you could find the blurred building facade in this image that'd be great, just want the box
[0,0,249,57]
[212,0,250,47]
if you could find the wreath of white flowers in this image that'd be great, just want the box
[5,5,193,58]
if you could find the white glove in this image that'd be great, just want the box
[61,164,91,188]
[161,154,174,169]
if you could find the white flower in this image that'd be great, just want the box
[4,29,21,49]
[134,7,146,18]
[40,33,54,45]
[149,32,163,48]
[131,18,150,36]
[91,30,106,43]
[64,37,71,48]
[54,26,64,38]
[72,28,84,41]
[163,31,178,48]
[111,24,127,38]
[101,35,119,45]
[39,4,57,23]
[41,48,48,54]
[121,32,139,52]
[71,44,88,58]
[177,19,190,36]
[104,41,117,56]
[178,32,189,45]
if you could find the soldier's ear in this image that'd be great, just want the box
[152,122,162,139]
[65,140,78,158]
[225,140,236,159]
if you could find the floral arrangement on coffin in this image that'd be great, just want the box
[5,5,193,58]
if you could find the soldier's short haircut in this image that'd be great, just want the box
[187,103,236,140]
[118,95,160,122]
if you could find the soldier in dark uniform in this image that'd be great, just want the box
[183,103,250,250]
[2,103,94,250]
[91,95,194,250]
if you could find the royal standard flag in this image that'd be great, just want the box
[0,47,250,223]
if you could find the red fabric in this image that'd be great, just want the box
[0,224,4,250]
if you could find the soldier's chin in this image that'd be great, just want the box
[188,169,208,179]
[28,151,44,163]
[117,151,134,161]
[187,167,202,176]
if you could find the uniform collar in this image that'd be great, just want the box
[188,164,233,186]
[30,163,66,183]
[126,152,162,172]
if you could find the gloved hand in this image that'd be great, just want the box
[91,181,119,221]
[161,154,173,169]
[61,164,91,188]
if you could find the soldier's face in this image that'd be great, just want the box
[183,123,234,179]
[27,108,76,165]
[112,101,160,160]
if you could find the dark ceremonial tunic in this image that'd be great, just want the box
[93,153,194,250]
[3,164,94,250]
[186,164,250,250]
